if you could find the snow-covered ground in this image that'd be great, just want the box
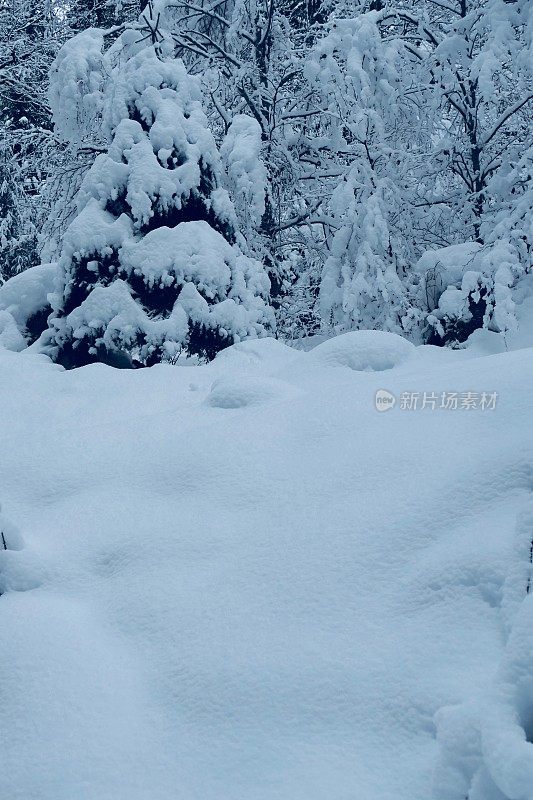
[1,328,533,800]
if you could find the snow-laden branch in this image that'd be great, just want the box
[481,94,533,148]
[376,9,442,48]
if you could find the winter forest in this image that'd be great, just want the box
[0,0,531,359]
[1,1,533,799]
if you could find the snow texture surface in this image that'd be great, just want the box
[1,330,533,799]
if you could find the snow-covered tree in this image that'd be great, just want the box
[169,0,328,299]
[40,3,147,264]
[0,0,64,279]
[405,0,533,342]
[306,14,423,335]
[45,29,274,367]
[306,0,533,341]
[318,172,412,334]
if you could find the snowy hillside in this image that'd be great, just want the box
[2,330,533,800]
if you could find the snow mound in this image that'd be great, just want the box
[310,330,415,371]
[207,375,290,408]
[466,328,507,356]
[0,263,56,330]
[215,336,300,367]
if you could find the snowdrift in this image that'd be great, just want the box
[1,331,533,799]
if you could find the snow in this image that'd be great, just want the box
[0,262,56,331]
[121,221,237,292]
[0,310,26,351]
[59,200,133,262]
[309,329,416,371]
[52,278,189,361]
[49,28,106,147]
[220,115,266,229]
[214,336,301,367]
[1,333,533,799]
[414,243,482,286]
[207,374,295,408]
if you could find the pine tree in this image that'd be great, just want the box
[46,29,273,367]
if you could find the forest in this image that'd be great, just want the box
[0,0,531,364]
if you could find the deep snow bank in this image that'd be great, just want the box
[1,332,533,800]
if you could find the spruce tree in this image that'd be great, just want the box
[47,30,273,367]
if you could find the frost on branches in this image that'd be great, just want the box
[45,34,273,368]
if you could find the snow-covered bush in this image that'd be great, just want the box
[416,241,531,346]
[0,263,56,346]
[46,37,274,368]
